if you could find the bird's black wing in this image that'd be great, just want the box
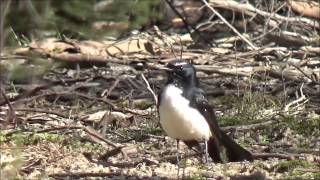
[157,89,162,109]
[190,88,253,162]
[186,88,223,162]
[190,88,222,139]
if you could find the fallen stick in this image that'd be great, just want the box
[49,172,122,179]
[221,120,275,131]
[83,126,120,148]
[0,88,16,126]
[208,0,319,29]
[196,65,269,77]
[14,108,76,120]
[253,152,298,160]
[141,73,158,106]
[202,0,258,50]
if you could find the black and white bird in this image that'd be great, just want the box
[158,60,253,163]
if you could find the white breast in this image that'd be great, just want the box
[159,85,211,141]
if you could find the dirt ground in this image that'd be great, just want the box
[1,57,319,179]
[1,0,320,179]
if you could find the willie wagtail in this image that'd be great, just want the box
[158,60,253,163]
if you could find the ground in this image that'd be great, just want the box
[0,59,319,179]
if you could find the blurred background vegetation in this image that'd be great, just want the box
[0,0,162,49]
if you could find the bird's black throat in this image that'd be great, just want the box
[165,65,198,101]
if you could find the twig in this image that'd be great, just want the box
[54,126,128,159]
[99,145,137,161]
[202,0,258,50]
[222,120,275,131]
[207,0,319,29]
[49,172,122,178]
[4,90,150,116]
[161,152,203,164]
[266,69,305,82]
[83,126,120,148]
[20,159,42,174]
[74,92,150,116]
[290,62,319,84]
[2,125,81,137]
[14,108,76,120]
[141,73,158,106]
[98,147,123,160]
[295,168,320,173]
[0,88,16,126]
[284,83,308,112]
[164,0,213,47]
[101,78,120,97]
[0,77,92,106]
[83,126,129,159]
[4,124,128,159]
[253,152,299,160]
[196,65,269,77]
[0,85,48,106]
[36,126,82,133]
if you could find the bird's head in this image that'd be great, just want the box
[162,60,198,88]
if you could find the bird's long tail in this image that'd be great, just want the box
[208,130,253,162]
[207,136,223,162]
[220,130,253,162]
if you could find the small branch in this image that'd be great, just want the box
[253,153,298,160]
[221,120,275,131]
[4,124,128,159]
[141,73,158,106]
[36,126,82,133]
[101,78,120,98]
[15,108,76,120]
[164,0,213,47]
[83,126,120,148]
[49,172,122,179]
[207,0,319,29]
[160,152,202,163]
[0,77,91,106]
[290,62,319,84]
[83,126,129,159]
[74,92,150,116]
[284,83,308,112]
[0,88,16,126]
[202,0,258,50]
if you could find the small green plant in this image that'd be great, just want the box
[259,134,270,145]
[0,144,25,179]
[281,116,320,136]
[188,174,206,180]
[77,141,105,153]
[216,91,277,127]
[254,161,269,170]
[8,132,65,146]
[234,92,268,123]
[218,116,243,126]
[274,160,315,173]
[312,172,320,179]
[0,132,7,143]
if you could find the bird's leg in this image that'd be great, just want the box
[176,139,180,179]
[204,140,209,163]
